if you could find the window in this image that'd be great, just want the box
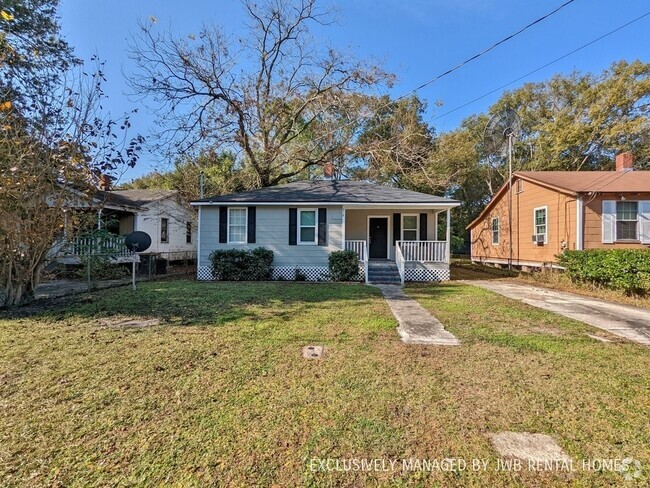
[515,179,524,193]
[160,218,169,243]
[186,222,192,244]
[534,207,547,242]
[491,217,500,245]
[402,215,418,241]
[616,201,638,240]
[298,209,317,244]
[228,208,247,243]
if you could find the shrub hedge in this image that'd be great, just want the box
[557,249,650,295]
[209,248,274,281]
[328,250,361,281]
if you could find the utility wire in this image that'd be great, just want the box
[433,10,650,121]
[395,0,577,102]
[308,0,579,147]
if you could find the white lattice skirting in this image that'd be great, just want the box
[271,266,330,281]
[404,268,450,282]
[197,265,333,282]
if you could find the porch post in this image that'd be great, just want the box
[445,208,451,264]
[341,207,346,250]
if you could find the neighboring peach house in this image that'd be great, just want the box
[468,153,650,268]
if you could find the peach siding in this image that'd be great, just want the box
[470,179,577,265]
[583,193,650,250]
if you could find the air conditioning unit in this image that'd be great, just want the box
[532,234,545,245]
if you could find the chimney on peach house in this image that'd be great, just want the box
[615,152,634,172]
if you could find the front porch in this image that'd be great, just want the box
[342,207,452,284]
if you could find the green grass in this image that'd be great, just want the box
[1,281,648,487]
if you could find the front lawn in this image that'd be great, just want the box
[1,281,648,486]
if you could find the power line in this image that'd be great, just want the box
[308,0,579,147]
[395,0,578,102]
[433,10,650,121]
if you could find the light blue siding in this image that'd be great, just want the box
[198,205,344,267]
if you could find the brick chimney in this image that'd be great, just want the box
[615,152,634,172]
[323,162,335,179]
[98,174,113,191]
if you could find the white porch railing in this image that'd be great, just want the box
[66,235,131,258]
[395,243,405,284]
[345,240,368,283]
[397,240,447,262]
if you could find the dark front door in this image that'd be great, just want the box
[368,217,388,259]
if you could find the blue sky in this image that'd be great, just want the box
[58,0,650,181]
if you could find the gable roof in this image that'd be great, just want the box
[516,171,650,194]
[96,189,178,209]
[467,170,650,229]
[192,180,458,206]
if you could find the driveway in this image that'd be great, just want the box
[466,280,650,346]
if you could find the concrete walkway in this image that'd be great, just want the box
[376,285,460,346]
[467,280,650,346]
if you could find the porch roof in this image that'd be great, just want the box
[192,180,459,207]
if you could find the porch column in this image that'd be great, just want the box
[342,207,346,250]
[445,208,451,264]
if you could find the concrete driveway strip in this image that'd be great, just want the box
[376,285,460,346]
[467,280,650,346]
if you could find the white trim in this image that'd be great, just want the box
[367,215,390,259]
[297,208,318,245]
[192,201,460,208]
[445,209,451,264]
[533,206,548,244]
[197,206,202,267]
[575,197,583,250]
[401,214,419,241]
[227,207,248,244]
[491,217,500,246]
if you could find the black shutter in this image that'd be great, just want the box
[393,213,401,244]
[219,207,227,243]
[247,206,256,244]
[420,213,428,240]
[318,208,327,246]
[289,208,297,245]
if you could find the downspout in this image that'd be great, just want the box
[576,196,584,250]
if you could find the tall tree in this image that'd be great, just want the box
[123,151,240,202]
[128,0,392,188]
[437,60,650,239]
[492,60,650,170]
[0,1,143,307]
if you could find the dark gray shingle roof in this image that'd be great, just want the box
[96,189,178,208]
[193,180,457,205]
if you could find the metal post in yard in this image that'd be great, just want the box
[132,252,137,291]
[86,254,91,291]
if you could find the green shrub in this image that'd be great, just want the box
[209,247,274,281]
[557,249,650,295]
[328,250,361,282]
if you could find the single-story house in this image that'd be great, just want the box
[51,187,197,264]
[191,180,460,283]
[468,152,650,268]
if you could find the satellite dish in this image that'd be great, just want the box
[125,231,152,253]
[484,109,521,157]
[484,109,521,272]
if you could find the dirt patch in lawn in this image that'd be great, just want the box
[489,432,572,464]
[96,317,161,328]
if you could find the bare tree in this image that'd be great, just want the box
[0,62,143,307]
[128,0,393,187]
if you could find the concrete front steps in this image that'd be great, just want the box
[367,260,402,284]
